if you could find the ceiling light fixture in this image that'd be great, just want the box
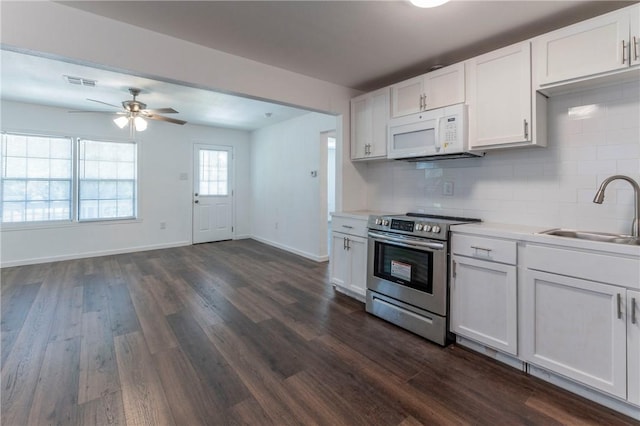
[409,0,450,8]
[113,114,147,134]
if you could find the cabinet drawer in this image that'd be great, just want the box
[331,216,368,237]
[452,233,516,265]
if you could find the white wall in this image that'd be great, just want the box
[0,1,368,214]
[251,112,337,261]
[0,100,251,266]
[366,81,640,235]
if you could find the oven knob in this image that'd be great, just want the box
[432,225,441,233]
[382,219,390,226]
[423,225,432,232]
[415,224,423,231]
[375,217,382,225]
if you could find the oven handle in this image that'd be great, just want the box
[368,231,445,251]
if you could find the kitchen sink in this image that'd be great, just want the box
[538,229,640,246]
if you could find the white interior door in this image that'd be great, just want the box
[192,144,233,244]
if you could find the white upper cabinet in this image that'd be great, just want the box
[350,87,389,160]
[534,4,640,89]
[628,289,640,406]
[390,62,465,118]
[467,41,546,150]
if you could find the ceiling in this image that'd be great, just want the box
[2,1,635,132]
[59,0,635,91]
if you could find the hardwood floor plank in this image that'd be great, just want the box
[48,285,84,342]
[107,283,141,336]
[153,347,229,425]
[166,309,250,408]
[1,281,42,332]
[205,322,320,425]
[141,272,182,316]
[78,390,126,426]
[78,311,120,405]
[27,337,81,425]
[113,331,175,426]
[1,262,66,426]
[124,263,178,354]
[170,276,225,330]
[230,398,276,426]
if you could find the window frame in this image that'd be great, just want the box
[76,138,138,223]
[0,131,140,229]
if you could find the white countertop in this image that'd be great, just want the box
[452,222,640,257]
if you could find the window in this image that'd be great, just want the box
[0,132,137,224]
[199,149,228,196]
[1,133,72,223]
[78,139,137,220]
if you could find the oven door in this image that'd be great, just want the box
[367,230,448,316]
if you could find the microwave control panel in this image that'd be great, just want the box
[443,117,458,143]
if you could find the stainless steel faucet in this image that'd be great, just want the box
[593,175,640,237]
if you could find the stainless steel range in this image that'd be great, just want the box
[366,213,481,345]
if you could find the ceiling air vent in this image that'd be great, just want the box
[64,75,97,87]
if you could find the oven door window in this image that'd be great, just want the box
[373,241,434,294]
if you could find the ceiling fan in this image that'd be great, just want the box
[70,87,187,132]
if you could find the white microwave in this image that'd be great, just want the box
[387,103,483,161]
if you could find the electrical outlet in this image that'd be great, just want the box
[160,222,167,229]
[275,222,278,229]
[443,181,454,196]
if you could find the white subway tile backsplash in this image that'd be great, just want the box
[366,82,639,232]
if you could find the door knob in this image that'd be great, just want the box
[194,193,199,196]
[194,200,199,204]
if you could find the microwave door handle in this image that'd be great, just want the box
[434,116,442,152]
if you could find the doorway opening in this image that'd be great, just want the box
[322,131,337,257]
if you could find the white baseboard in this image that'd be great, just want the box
[233,234,251,240]
[251,236,328,262]
[0,240,191,268]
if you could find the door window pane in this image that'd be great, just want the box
[199,149,228,196]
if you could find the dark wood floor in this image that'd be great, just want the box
[1,239,639,425]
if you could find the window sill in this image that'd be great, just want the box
[1,218,143,232]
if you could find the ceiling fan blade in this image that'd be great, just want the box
[143,108,178,114]
[68,110,121,114]
[86,98,122,109]
[145,114,187,125]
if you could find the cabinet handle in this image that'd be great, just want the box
[343,237,347,250]
[634,36,639,61]
[523,119,529,140]
[346,238,351,251]
[617,293,622,319]
[632,297,637,325]
[470,246,492,254]
[622,40,628,64]
[341,225,353,229]
[420,94,425,111]
[452,260,457,278]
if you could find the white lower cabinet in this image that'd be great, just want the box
[522,269,627,399]
[450,233,518,355]
[330,215,368,300]
[451,255,517,355]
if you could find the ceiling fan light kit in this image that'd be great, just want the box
[70,87,187,135]
[409,0,450,8]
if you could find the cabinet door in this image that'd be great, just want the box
[522,270,627,398]
[330,232,349,289]
[369,89,388,158]
[424,62,465,110]
[628,290,640,406]
[467,42,531,148]
[535,8,631,85]
[347,235,368,298]
[451,256,517,355]
[391,76,423,118]
[350,96,371,159]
